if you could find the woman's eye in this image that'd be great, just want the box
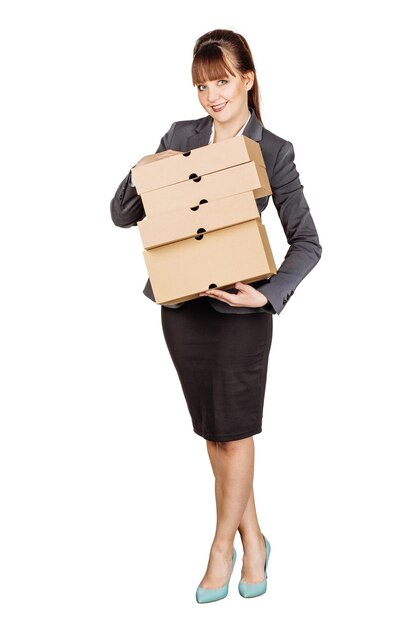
[198,79,228,91]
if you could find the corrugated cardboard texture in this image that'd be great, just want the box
[131,134,267,194]
[141,161,271,216]
[138,191,260,249]
[143,220,277,305]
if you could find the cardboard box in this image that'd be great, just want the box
[138,191,260,249]
[143,219,277,305]
[132,134,277,305]
[140,161,271,217]
[131,134,267,194]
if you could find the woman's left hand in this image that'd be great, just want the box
[199,282,269,308]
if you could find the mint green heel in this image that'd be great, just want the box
[196,547,237,603]
[238,534,271,598]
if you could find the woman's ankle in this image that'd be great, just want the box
[239,528,264,547]
[210,538,235,555]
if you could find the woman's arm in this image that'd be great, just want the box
[256,140,322,315]
[110,122,177,228]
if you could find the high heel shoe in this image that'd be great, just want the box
[238,533,271,598]
[196,547,237,603]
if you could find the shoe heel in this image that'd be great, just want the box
[238,533,271,598]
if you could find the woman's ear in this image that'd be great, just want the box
[245,71,255,90]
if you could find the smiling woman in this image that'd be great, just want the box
[192,35,262,143]
[110,27,322,605]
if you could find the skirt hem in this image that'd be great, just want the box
[193,426,262,443]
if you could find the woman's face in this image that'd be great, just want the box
[196,69,254,121]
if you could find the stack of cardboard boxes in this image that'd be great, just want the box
[130,135,277,305]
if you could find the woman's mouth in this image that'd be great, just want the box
[212,102,228,112]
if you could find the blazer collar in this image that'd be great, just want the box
[186,106,263,150]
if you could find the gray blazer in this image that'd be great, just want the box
[110,106,322,315]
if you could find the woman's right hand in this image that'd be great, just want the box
[134,149,182,168]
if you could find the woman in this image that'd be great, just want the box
[110,29,322,603]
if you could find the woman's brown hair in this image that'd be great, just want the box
[191,29,263,126]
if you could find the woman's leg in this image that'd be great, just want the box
[206,439,267,585]
[198,437,266,589]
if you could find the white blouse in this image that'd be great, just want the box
[208,109,251,145]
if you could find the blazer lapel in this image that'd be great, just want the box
[186,106,264,150]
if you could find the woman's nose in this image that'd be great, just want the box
[207,91,221,103]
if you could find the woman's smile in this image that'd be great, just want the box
[212,101,228,112]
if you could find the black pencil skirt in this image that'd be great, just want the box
[161,295,273,442]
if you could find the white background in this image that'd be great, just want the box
[1,1,416,624]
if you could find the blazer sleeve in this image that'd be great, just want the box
[110,122,177,228]
[256,140,322,315]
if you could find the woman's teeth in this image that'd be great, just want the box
[212,102,227,112]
